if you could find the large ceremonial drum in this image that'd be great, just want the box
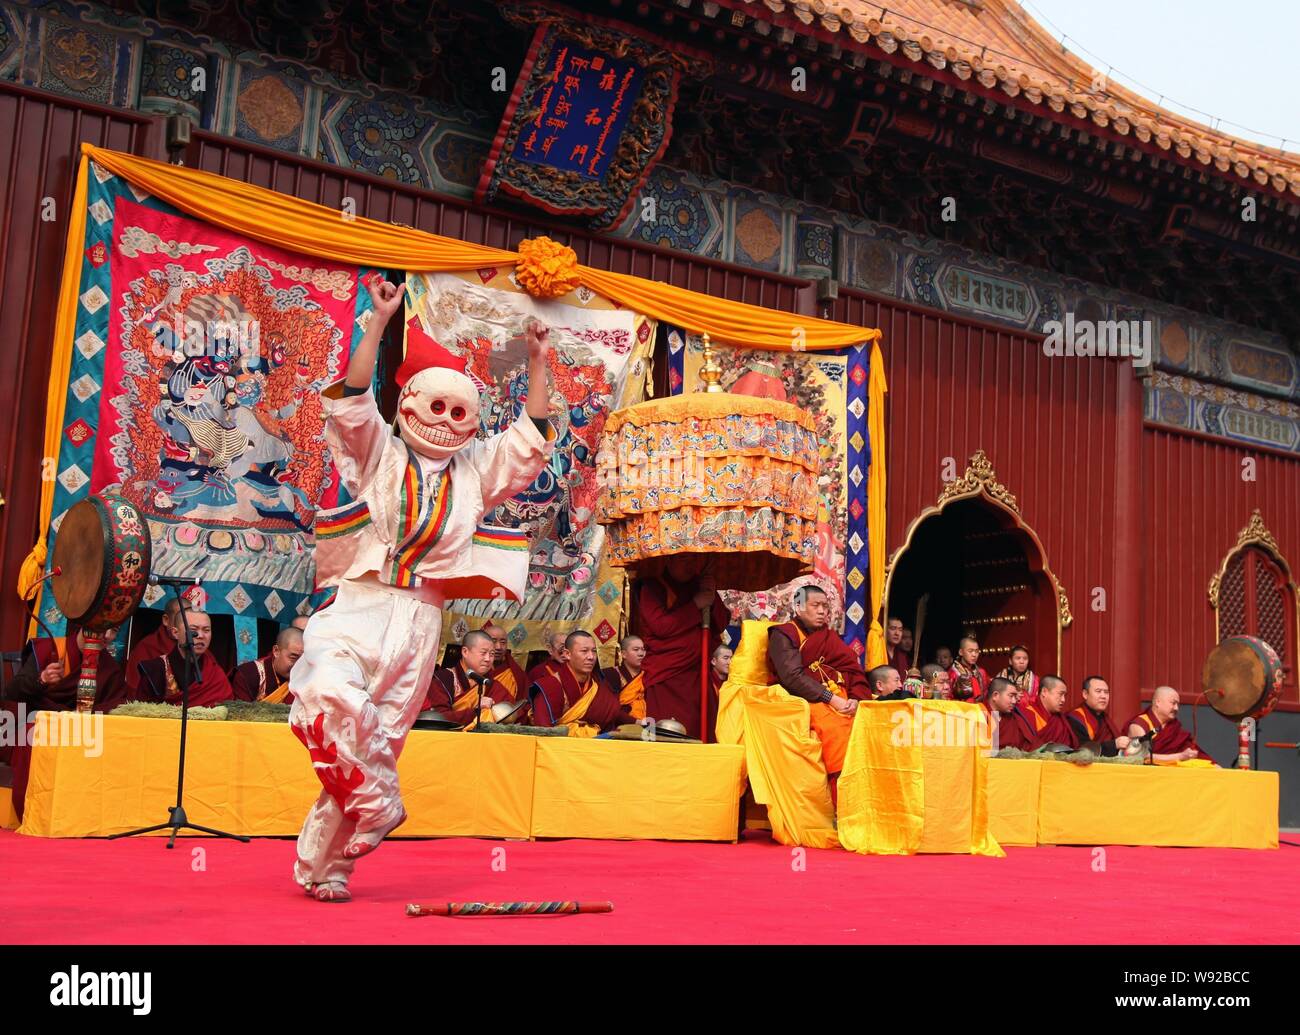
[596,393,820,592]
[1201,635,1285,722]
[50,491,153,632]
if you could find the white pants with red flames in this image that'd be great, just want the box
[288,575,443,889]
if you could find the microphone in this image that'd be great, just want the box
[148,574,202,587]
[467,670,493,731]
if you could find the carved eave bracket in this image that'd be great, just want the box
[1208,509,1286,607]
[936,450,1020,514]
[888,449,1070,635]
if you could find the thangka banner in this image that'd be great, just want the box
[476,11,708,229]
[407,269,655,656]
[36,160,375,635]
[674,329,873,656]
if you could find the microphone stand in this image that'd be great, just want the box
[468,670,493,732]
[110,582,249,847]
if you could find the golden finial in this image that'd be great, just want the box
[699,333,724,393]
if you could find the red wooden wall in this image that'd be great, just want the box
[1142,426,1300,709]
[0,83,161,643]
[830,289,1147,720]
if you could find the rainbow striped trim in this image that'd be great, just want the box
[387,470,454,588]
[316,499,372,540]
[473,526,530,551]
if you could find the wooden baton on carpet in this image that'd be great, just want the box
[406,900,613,917]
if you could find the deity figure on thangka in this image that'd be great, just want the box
[145,293,314,530]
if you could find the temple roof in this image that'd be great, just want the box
[722,0,1300,197]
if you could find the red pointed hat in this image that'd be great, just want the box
[396,316,468,388]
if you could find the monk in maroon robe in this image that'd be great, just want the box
[123,597,182,690]
[528,630,631,735]
[1066,675,1131,757]
[709,644,732,697]
[634,556,729,741]
[948,635,989,701]
[3,631,132,821]
[767,585,868,806]
[425,630,497,728]
[527,630,568,688]
[983,678,1036,751]
[1016,674,1079,750]
[1124,686,1215,765]
[229,627,303,703]
[602,635,647,720]
[482,621,527,702]
[134,609,233,708]
[885,616,911,676]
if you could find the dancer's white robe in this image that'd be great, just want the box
[289,384,548,888]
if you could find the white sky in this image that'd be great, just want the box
[1020,0,1300,153]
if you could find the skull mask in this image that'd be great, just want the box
[396,368,480,459]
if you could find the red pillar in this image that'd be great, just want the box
[1110,361,1146,724]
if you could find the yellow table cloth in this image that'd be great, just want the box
[531,737,745,841]
[837,700,1003,857]
[1035,761,1278,849]
[17,713,744,842]
[986,758,1041,848]
[19,714,536,839]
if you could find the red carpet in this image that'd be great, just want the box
[1,829,1294,944]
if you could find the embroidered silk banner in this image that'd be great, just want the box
[35,161,374,635]
[407,269,655,658]
[476,12,707,229]
[674,330,873,657]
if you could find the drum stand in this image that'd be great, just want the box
[109,588,249,848]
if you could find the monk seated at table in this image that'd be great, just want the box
[920,663,951,699]
[529,630,632,736]
[983,677,1036,751]
[527,630,568,686]
[2,627,132,821]
[869,665,914,700]
[603,635,647,720]
[1124,685,1216,765]
[1015,674,1078,751]
[426,629,496,728]
[133,608,233,708]
[230,627,304,703]
[1066,675,1131,756]
[766,584,867,806]
[710,644,733,695]
[483,621,527,702]
[123,596,182,692]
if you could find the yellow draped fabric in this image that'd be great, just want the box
[836,702,924,854]
[864,341,888,668]
[20,144,885,605]
[986,756,1041,847]
[17,155,89,602]
[557,678,602,738]
[262,683,290,705]
[716,620,839,849]
[837,699,1003,857]
[617,670,647,720]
